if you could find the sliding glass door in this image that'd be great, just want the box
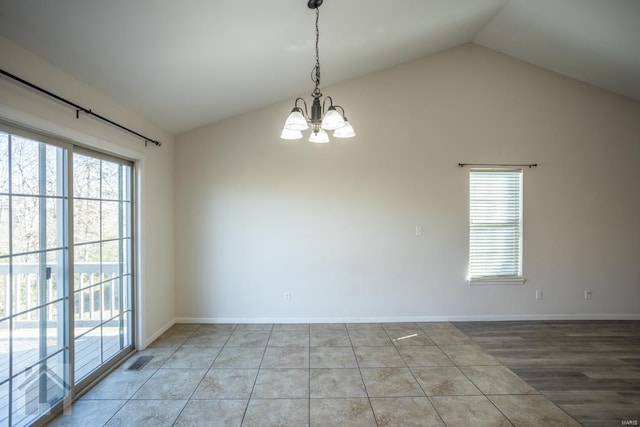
[0,124,134,426]
[72,151,133,384]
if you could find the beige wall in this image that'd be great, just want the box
[175,43,640,322]
[0,36,176,346]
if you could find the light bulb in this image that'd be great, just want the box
[333,120,355,138]
[284,108,309,131]
[280,128,303,140]
[309,129,330,143]
[320,107,345,130]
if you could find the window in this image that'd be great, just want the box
[468,169,524,284]
[0,123,134,426]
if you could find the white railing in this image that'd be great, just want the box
[0,262,121,321]
[74,263,122,323]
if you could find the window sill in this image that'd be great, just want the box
[468,277,526,286]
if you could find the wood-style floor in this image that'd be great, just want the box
[456,320,640,427]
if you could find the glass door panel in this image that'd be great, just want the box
[0,129,68,426]
[72,153,132,385]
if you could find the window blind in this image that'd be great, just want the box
[469,169,523,279]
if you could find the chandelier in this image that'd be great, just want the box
[280,0,355,143]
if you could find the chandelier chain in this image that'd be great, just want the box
[311,7,321,95]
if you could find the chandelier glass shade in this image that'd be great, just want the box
[281,0,355,143]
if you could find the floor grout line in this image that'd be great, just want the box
[345,324,380,427]
[238,324,272,426]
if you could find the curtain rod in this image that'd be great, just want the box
[1,69,162,147]
[458,163,537,168]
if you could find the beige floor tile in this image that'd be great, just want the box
[196,323,237,332]
[370,397,445,427]
[440,344,500,366]
[189,325,229,335]
[310,368,367,398]
[252,368,309,398]
[148,330,193,348]
[417,322,457,331]
[272,323,310,332]
[225,331,271,347]
[119,348,176,371]
[268,330,310,347]
[174,400,247,427]
[431,396,512,427]
[234,324,274,332]
[243,399,309,427]
[81,368,156,400]
[398,346,453,367]
[132,368,207,399]
[424,329,473,345]
[360,367,424,397]
[461,365,537,395]
[182,330,231,347]
[192,369,258,399]
[411,367,481,396]
[347,323,385,332]
[104,400,187,427]
[354,346,406,368]
[212,347,265,368]
[49,400,126,426]
[261,346,309,368]
[489,394,582,426]
[310,346,358,368]
[310,323,347,332]
[169,323,201,332]
[381,322,420,330]
[163,347,220,369]
[310,331,351,346]
[349,331,394,347]
[387,330,435,346]
[310,398,377,427]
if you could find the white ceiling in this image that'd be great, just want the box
[1,0,639,135]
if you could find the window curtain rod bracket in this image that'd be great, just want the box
[1,68,162,147]
[458,163,537,168]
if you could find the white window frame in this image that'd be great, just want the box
[467,168,526,285]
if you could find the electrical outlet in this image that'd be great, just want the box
[284,292,291,302]
[584,290,592,300]
[535,290,543,300]
[416,225,423,236]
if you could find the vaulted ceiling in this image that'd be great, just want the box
[1,0,638,134]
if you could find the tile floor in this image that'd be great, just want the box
[50,322,581,426]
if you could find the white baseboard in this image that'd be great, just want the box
[175,313,640,324]
[445,313,640,321]
[143,318,176,348]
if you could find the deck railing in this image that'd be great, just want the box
[0,262,121,322]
